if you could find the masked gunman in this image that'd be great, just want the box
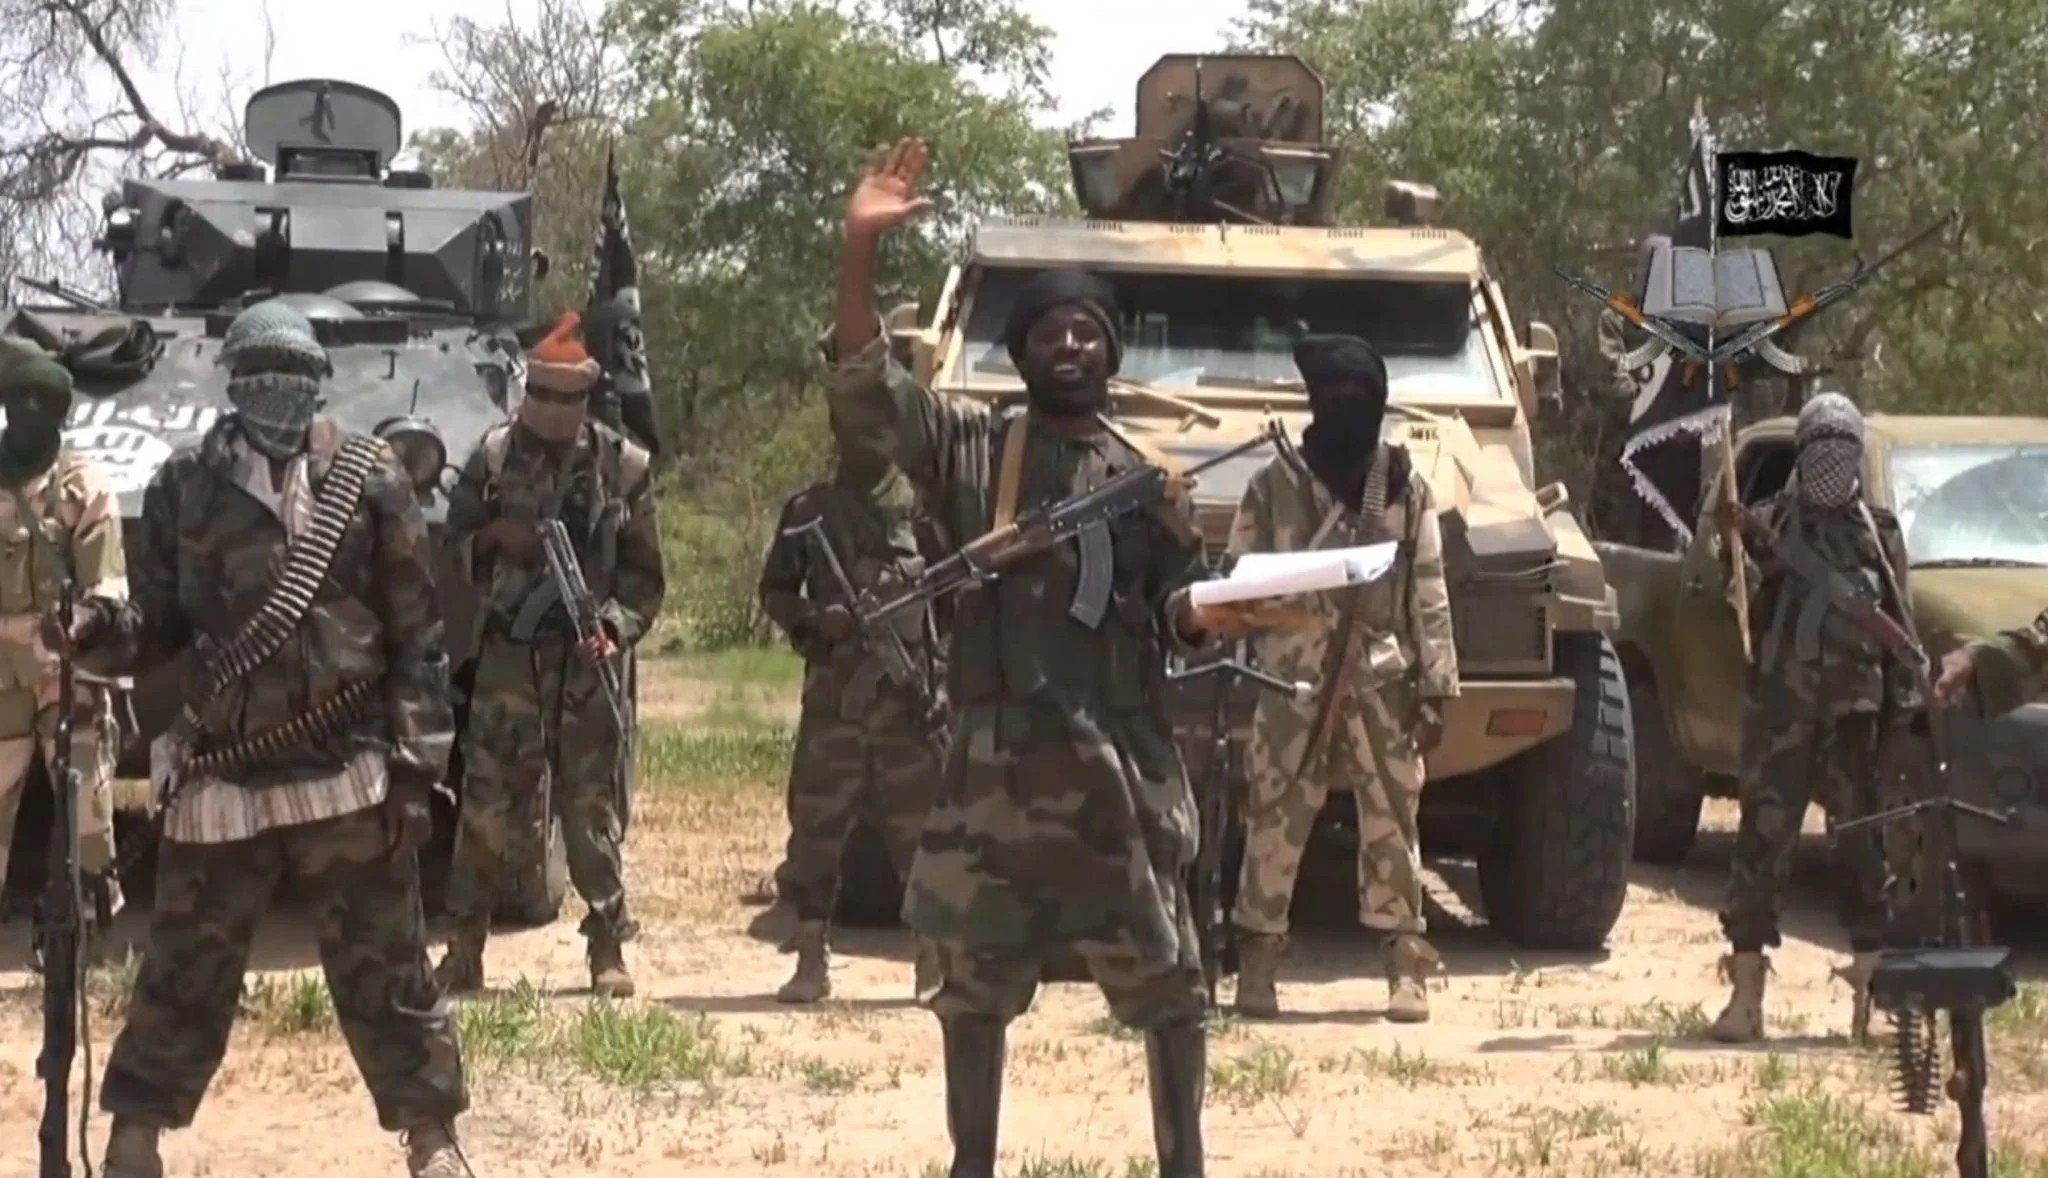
[436,311,665,999]
[1224,334,1457,1023]
[51,300,470,1177]
[0,355,125,939]
[1709,392,1915,1045]
[827,138,1244,1178]
[755,458,947,1004]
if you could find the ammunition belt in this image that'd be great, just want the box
[171,435,382,744]
[185,678,379,779]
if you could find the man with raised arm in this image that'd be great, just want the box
[824,138,1244,1178]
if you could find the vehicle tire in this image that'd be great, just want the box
[1477,633,1635,951]
[498,810,569,929]
[833,816,906,927]
[1627,676,1705,864]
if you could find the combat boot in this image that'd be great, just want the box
[1233,932,1284,1019]
[102,1116,163,1178]
[1831,950,1881,1043]
[1707,951,1771,1043]
[913,936,942,1001]
[777,920,831,1004]
[941,1015,1007,1178]
[1144,1018,1206,1177]
[434,924,487,996]
[588,931,635,999]
[404,1123,470,1177]
[1385,933,1440,1024]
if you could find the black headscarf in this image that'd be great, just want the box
[1002,269,1123,376]
[1294,333,1388,511]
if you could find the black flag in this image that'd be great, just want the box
[1615,117,1718,544]
[588,142,660,455]
[1715,150,1857,239]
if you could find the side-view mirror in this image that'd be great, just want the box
[1524,320,1562,416]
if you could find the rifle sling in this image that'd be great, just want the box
[171,434,383,751]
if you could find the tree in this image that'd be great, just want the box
[0,0,249,290]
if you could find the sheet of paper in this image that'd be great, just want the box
[1191,543,1400,608]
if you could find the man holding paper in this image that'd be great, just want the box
[1224,333,1458,1023]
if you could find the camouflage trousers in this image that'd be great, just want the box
[1721,705,1891,953]
[448,634,633,941]
[0,686,115,887]
[1234,682,1426,937]
[926,925,1209,1029]
[100,805,467,1131]
[775,675,944,924]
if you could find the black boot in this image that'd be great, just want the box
[1145,1018,1207,1177]
[941,1015,1006,1178]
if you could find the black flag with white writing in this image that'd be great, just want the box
[1616,119,1719,544]
[588,141,660,455]
[1715,150,1856,239]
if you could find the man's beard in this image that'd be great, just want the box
[1025,370,1106,418]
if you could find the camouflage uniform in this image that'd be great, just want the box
[827,275,1211,1177]
[76,303,465,1177]
[1227,436,1457,1022]
[438,311,665,999]
[757,473,947,1002]
[1960,611,2048,716]
[1711,393,1916,1044]
[0,357,125,933]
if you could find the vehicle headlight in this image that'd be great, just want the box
[374,416,448,492]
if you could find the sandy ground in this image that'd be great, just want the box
[3,655,2046,1177]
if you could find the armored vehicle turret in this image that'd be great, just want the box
[0,79,567,925]
[893,54,1632,954]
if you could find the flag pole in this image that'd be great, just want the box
[1700,100,1753,663]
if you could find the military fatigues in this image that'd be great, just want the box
[758,477,947,1001]
[1963,610,2048,715]
[0,449,124,919]
[87,417,464,1135]
[1225,443,1456,1017]
[441,417,664,989]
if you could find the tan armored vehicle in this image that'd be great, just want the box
[889,54,1632,950]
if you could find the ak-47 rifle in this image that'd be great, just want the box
[36,549,82,1177]
[1707,215,1954,367]
[779,514,939,721]
[1166,634,1314,1001]
[1552,266,1716,373]
[857,423,1282,630]
[541,519,629,735]
[1723,502,1924,667]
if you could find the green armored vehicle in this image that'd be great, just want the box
[1603,414,2048,911]
[0,79,568,926]
[885,54,1634,950]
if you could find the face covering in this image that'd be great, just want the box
[519,394,587,443]
[1794,392,1865,509]
[1300,396,1384,512]
[227,370,323,459]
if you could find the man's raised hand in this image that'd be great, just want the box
[845,138,933,238]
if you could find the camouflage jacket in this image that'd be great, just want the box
[826,330,1209,960]
[1740,490,1918,716]
[1967,609,2048,717]
[0,449,126,735]
[1227,445,1457,709]
[445,418,665,651]
[758,478,937,698]
[82,418,453,793]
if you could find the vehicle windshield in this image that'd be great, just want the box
[1890,443,2048,567]
[1159,440,1279,510]
[953,268,1502,403]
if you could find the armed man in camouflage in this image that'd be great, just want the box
[755,455,947,1003]
[1709,392,1916,1045]
[437,311,665,1000]
[828,138,1245,1178]
[1934,612,2048,714]
[53,300,470,1177]
[1226,334,1457,1023]
[0,355,125,940]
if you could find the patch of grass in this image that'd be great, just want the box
[1599,1040,1678,1086]
[455,979,549,1068]
[86,946,141,1022]
[669,647,804,686]
[798,1056,865,1093]
[1331,1043,1479,1086]
[637,721,792,788]
[568,1000,740,1088]
[241,972,334,1034]
[1694,1088,1937,1178]
[1208,1042,1297,1106]
[1006,1158,1158,1178]
[1620,998,1711,1038]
